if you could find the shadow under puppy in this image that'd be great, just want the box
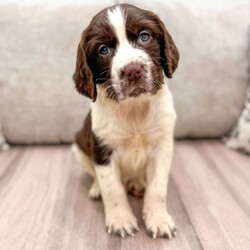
[72,3,179,239]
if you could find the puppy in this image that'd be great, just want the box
[72,4,179,239]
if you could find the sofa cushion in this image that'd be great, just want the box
[0,2,249,143]
[225,86,250,154]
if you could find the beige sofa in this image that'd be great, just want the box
[0,0,249,144]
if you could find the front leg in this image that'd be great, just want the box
[143,136,177,239]
[95,161,139,238]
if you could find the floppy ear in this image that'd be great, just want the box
[157,18,179,78]
[73,42,97,101]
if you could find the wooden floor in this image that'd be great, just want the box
[0,140,250,250]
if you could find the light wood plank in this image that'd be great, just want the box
[120,179,202,250]
[0,147,24,178]
[196,141,250,216]
[0,147,66,250]
[0,141,250,250]
[0,146,199,250]
[172,141,250,250]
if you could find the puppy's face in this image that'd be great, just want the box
[73,4,179,101]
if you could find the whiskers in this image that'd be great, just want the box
[95,77,109,83]
[104,78,162,102]
[96,70,163,102]
[144,79,162,94]
[103,82,120,102]
[95,66,111,83]
[99,67,111,77]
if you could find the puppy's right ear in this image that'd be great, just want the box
[73,42,97,101]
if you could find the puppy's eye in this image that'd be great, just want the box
[139,31,150,42]
[98,45,110,55]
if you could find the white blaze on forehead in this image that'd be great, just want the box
[107,6,127,44]
[107,5,153,96]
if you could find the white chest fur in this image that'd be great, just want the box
[91,84,176,184]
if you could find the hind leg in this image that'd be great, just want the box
[127,178,146,198]
[72,143,101,199]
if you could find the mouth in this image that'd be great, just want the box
[129,87,148,98]
[108,77,154,101]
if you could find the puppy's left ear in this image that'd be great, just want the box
[157,17,179,78]
[73,41,97,101]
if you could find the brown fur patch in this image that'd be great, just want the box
[76,111,113,166]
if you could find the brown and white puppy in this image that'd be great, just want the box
[72,4,179,239]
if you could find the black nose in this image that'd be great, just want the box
[124,64,142,81]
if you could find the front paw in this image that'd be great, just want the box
[105,209,139,238]
[143,209,177,239]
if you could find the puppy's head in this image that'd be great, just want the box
[73,4,179,102]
